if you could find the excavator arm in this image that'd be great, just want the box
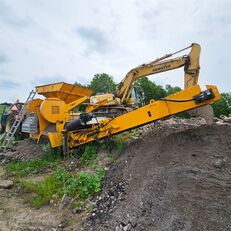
[116,43,201,104]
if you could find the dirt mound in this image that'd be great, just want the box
[1,139,44,162]
[86,124,231,231]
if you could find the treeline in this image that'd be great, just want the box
[76,73,231,117]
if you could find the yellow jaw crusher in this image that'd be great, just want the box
[21,44,221,154]
[22,82,220,154]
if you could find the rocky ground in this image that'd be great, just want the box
[0,139,44,163]
[0,118,231,230]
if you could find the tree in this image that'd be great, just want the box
[134,77,166,105]
[88,73,116,94]
[74,81,87,88]
[165,84,182,96]
[212,93,231,117]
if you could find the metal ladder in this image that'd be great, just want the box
[0,133,6,145]
[0,90,37,149]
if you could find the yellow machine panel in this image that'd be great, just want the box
[25,99,43,113]
[68,85,220,149]
[40,97,66,123]
[36,82,93,104]
[23,81,220,153]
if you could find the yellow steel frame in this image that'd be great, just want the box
[66,85,220,149]
[27,84,220,150]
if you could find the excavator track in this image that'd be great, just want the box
[92,105,133,118]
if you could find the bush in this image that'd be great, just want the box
[64,171,101,198]
[212,93,231,117]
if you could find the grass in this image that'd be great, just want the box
[5,158,59,177]
[80,145,97,165]
[95,167,105,180]
[21,168,103,208]
[5,145,61,177]
[4,140,117,209]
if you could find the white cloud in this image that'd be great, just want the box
[0,0,230,102]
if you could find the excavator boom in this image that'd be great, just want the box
[117,43,201,104]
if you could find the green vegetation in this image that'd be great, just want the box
[95,167,106,180]
[21,168,102,208]
[4,141,110,209]
[5,158,60,177]
[212,92,231,117]
[5,145,61,177]
[80,145,97,165]
[113,140,124,152]
[88,73,116,94]
[135,77,166,105]
[0,104,5,118]
[165,84,182,96]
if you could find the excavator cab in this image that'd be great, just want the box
[129,88,140,108]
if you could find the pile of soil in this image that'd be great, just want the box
[1,139,44,162]
[85,124,231,231]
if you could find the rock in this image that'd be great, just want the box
[214,159,224,169]
[123,224,131,231]
[0,167,5,178]
[72,207,83,214]
[0,180,13,189]
[0,154,5,160]
[220,115,231,123]
[115,226,121,231]
[214,154,221,158]
[216,121,226,125]
[58,194,71,210]
[0,210,4,216]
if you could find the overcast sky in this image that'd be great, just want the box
[0,0,230,102]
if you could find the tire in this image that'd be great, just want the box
[39,136,62,155]
[39,136,50,145]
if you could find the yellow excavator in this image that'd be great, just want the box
[89,43,202,115]
[0,43,221,154]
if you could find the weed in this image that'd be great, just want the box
[5,157,60,177]
[21,176,62,207]
[114,140,124,153]
[21,168,102,208]
[42,144,62,159]
[107,154,114,162]
[80,145,97,165]
[5,143,61,177]
[95,167,105,180]
[64,172,101,198]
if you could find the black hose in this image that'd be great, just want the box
[160,98,194,103]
